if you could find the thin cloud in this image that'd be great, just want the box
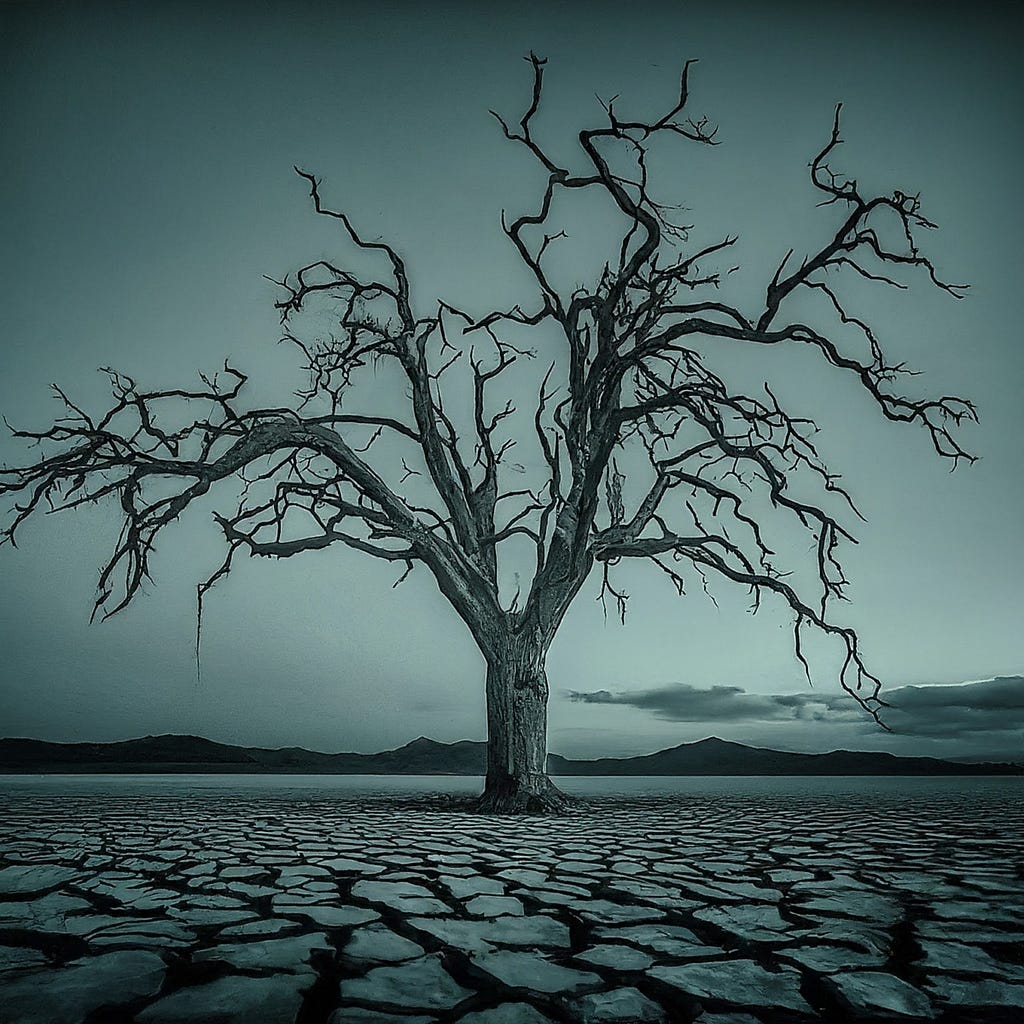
[883,677,1024,740]
[565,682,859,723]
[566,676,1024,743]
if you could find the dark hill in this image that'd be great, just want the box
[549,736,1022,776]
[0,734,1019,775]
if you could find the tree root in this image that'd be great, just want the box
[469,778,575,815]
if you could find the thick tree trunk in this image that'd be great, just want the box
[474,627,570,814]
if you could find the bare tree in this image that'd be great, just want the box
[1,56,975,812]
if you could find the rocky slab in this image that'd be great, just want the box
[650,960,814,1014]
[1,950,165,1024]
[472,949,602,994]
[568,986,667,1022]
[824,971,936,1019]
[0,780,1021,1023]
[340,952,473,1012]
[137,972,313,1024]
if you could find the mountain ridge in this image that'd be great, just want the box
[0,734,1019,776]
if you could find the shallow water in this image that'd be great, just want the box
[2,771,1021,803]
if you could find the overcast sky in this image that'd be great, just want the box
[1,1,1021,762]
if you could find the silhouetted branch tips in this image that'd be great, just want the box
[0,54,977,770]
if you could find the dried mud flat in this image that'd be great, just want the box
[1,786,1022,1023]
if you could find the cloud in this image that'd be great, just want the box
[565,681,859,724]
[882,677,1024,740]
[565,676,1024,743]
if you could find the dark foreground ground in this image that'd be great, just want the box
[0,785,1022,1023]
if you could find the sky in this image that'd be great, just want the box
[1,1,1021,763]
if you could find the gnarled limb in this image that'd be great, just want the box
[1,54,977,812]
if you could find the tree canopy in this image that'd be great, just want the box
[1,55,975,809]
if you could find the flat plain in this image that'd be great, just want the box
[1,780,1022,1023]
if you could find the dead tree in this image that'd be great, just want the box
[1,56,975,812]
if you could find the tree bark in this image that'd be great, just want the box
[474,625,570,813]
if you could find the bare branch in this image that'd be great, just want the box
[2,54,975,749]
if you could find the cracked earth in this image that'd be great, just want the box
[1,784,1022,1023]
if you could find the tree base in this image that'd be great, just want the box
[471,775,573,815]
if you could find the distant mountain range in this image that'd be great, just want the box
[0,734,1019,776]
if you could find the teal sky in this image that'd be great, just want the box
[1,1,1021,762]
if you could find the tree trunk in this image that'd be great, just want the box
[474,626,570,814]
